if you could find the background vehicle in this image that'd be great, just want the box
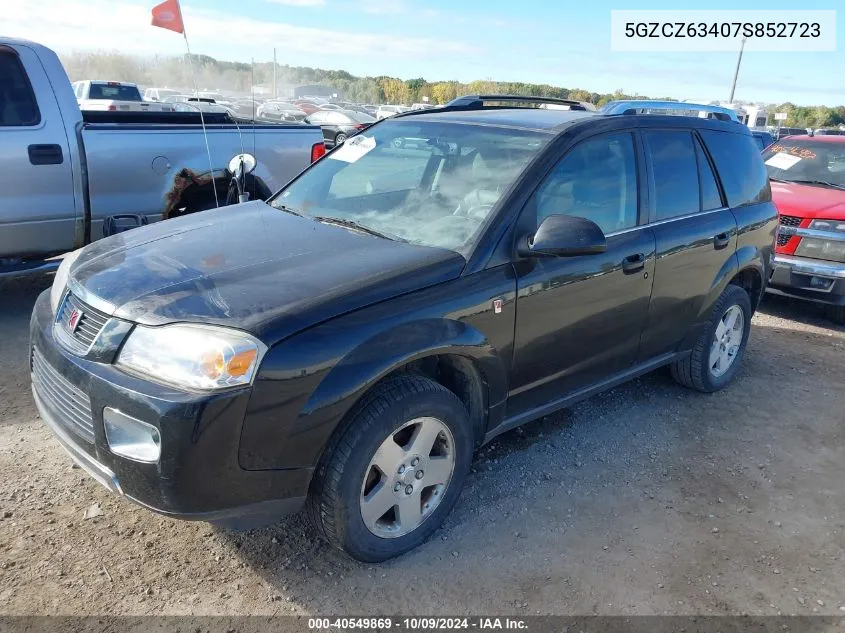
[765,135,845,323]
[305,109,375,147]
[256,101,307,121]
[376,104,408,120]
[72,80,171,112]
[143,87,183,102]
[31,96,775,563]
[751,129,774,151]
[293,99,321,115]
[0,38,325,275]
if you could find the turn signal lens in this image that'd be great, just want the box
[227,349,258,377]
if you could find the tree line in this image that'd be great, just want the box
[59,50,845,129]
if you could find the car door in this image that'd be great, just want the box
[508,131,657,415]
[637,128,738,360]
[0,44,78,260]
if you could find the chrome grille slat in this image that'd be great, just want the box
[57,293,110,351]
[31,347,94,443]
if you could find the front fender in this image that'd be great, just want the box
[239,264,517,471]
[239,318,509,471]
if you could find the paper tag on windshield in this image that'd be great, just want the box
[765,152,802,170]
[329,135,376,163]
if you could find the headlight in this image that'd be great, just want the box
[795,237,845,263]
[809,219,845,233]
[49,249,83,315]
[116,324,266,390]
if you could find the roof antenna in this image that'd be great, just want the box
[183,37,219,209]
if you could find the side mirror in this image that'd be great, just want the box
[518,214,607,258]
[228,153,257,176]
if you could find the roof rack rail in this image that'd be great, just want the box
[390,94,596,120]
[600,100,739,122]
[446,95,595,111]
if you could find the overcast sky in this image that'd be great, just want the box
[5,0,844,105]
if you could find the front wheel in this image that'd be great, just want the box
[670,284,752,392]
[335,132,348,145]
[307,375,473,562]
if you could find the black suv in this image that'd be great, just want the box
[31,96,777,562]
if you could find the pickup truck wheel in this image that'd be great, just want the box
[670,284,752,393]
[824,304,845,325]
[307,374,473,562]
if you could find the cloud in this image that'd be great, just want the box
[263,0,325,5]
[4,0,476,61]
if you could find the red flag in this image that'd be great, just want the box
[151,0,184,34]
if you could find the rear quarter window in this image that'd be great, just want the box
[0,50,41,126]
[700,129,771,207]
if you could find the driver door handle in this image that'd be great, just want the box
[622,252,646,274]
[714,232,731,250]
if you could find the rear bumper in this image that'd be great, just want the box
[767,254,845,306]
[30,289,310,525]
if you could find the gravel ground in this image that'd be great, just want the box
[1,274,844,616]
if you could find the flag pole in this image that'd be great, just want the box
[181,24,220,209]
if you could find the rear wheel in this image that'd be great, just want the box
[307,375,473,562]
[335,132,348,145]
[824,304,845,325]
[671,284,752,392]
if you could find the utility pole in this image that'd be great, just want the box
[728,37,747,103]
[273,48,277,99]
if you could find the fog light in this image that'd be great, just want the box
[103,408,161,463]
[809,276,833,290]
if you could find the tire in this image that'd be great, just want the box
[307,374,473,562]
[670,284,752,393]
[823,304,845,325]
[335,133,348,145]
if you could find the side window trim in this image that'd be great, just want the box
[692,130,728,209]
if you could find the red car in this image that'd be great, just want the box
[765,135,845,323]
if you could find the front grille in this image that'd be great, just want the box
[777,215,802,246]
[58,293,109,352]
[31,346,95,443]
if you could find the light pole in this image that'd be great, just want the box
[728,37,747,103]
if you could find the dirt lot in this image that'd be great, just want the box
[1,274,844,616]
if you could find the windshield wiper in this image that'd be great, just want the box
[273,203,305,217]
[790,179,845,191]
[313,216,408,242]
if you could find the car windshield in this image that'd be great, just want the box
[88,84,142,101]
[269,120,549,252]
[763,140,845,189]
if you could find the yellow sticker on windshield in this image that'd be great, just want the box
[329,135,376,163]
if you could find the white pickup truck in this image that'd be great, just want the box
[0,38,326,275]
[72,80,172,113]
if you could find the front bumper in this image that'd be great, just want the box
[30,289,310,525]
[767,254,845,306]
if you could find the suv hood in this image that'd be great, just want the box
[67,201,465,343]
[771,181,845,220]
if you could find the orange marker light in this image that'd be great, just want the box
[227,349,258,378]
[200,351,226,379]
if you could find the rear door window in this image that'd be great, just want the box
[700,129,770,207]
[0,50,40,126]
[644,130,700,221]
